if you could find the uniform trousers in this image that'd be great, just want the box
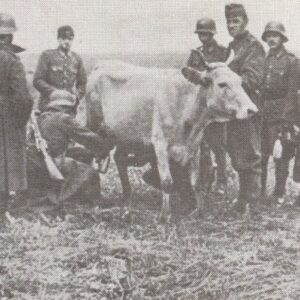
[227,116,262,202]
[261,121,296,197]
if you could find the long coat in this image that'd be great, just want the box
[0,43,33,192]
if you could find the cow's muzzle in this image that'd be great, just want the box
[236,106,258,119]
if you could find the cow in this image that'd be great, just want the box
[84,54,258,220]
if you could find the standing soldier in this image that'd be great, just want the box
[186,18,228,196]
[225,4,265,213]
[33,25,87,113]
[261,22,300,205]
[0,13,33,217]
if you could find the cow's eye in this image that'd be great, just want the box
[218,82,227,88]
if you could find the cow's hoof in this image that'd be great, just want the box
[161,178,174,194]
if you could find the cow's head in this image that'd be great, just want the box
[172,51,258,167]
[184,50,258,122]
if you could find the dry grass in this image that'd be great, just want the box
[0,161,299,300]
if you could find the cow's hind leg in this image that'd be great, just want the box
[114,149,132,207]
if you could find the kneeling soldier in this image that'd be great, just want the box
[261,21,300,204]
[27,90,114,206]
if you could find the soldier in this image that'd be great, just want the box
[187,18,228,196]
[225,4,265,213]
[33,25,87,113]
[261,21,300,205]
[0,13,33,216]
[26,90,114,206]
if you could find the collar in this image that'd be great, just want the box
[233,30,249,42]
[57,47,72,58]
[267,46,286,58]
[202,39,218,54]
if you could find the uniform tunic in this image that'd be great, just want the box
[0,43,33,192]
[33,48,87,112]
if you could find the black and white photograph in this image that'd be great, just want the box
[0,0,299,299]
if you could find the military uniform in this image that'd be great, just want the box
[261,46,300,197]
[227,30,265,204]
[187,39,228,191]
[27,96,113,204]
[33,48,87,112]
[0,14,33,213]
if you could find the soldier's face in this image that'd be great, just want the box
[58,37,73,52]
[265,32,283,49]
[198,32,214,44]
[227,16,247,37]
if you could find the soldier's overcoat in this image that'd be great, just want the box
[0,43,33,192]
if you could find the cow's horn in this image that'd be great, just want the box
[225,49,235,66]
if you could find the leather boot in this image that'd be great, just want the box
[0,192,8,225]
[261,155,269,197]
[274,159,289,198]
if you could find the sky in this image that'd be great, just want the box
[2,0,300,54]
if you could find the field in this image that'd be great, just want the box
[0,53,299,299]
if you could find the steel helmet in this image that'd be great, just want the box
[0,13,17,35]
[194,18,216,34]
[262,21,288,42]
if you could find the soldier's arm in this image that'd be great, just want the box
[33,52,56,97]
[76,57,87,100]
[9,58,33,127]
[240,42,265,94]
[59,114,113,155]
[282,58,300,123]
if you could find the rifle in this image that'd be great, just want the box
[31,112,64,181]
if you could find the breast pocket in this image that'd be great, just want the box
[49,65,64,85]
[51,65,63,73]
[272,66,288,90]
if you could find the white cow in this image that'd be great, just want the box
[85,56,258,219]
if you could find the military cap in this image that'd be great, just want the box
[262,21,288,43]
[0,13,17,34]
[57,25,74,39]
[194,18,216,34]
[225,3,248,20]
[48,90,75,108]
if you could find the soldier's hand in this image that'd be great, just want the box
[182,67,208,86]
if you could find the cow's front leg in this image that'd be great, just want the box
[152,140,173,222]
[189,147,205,218]
[152,106,174,221]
